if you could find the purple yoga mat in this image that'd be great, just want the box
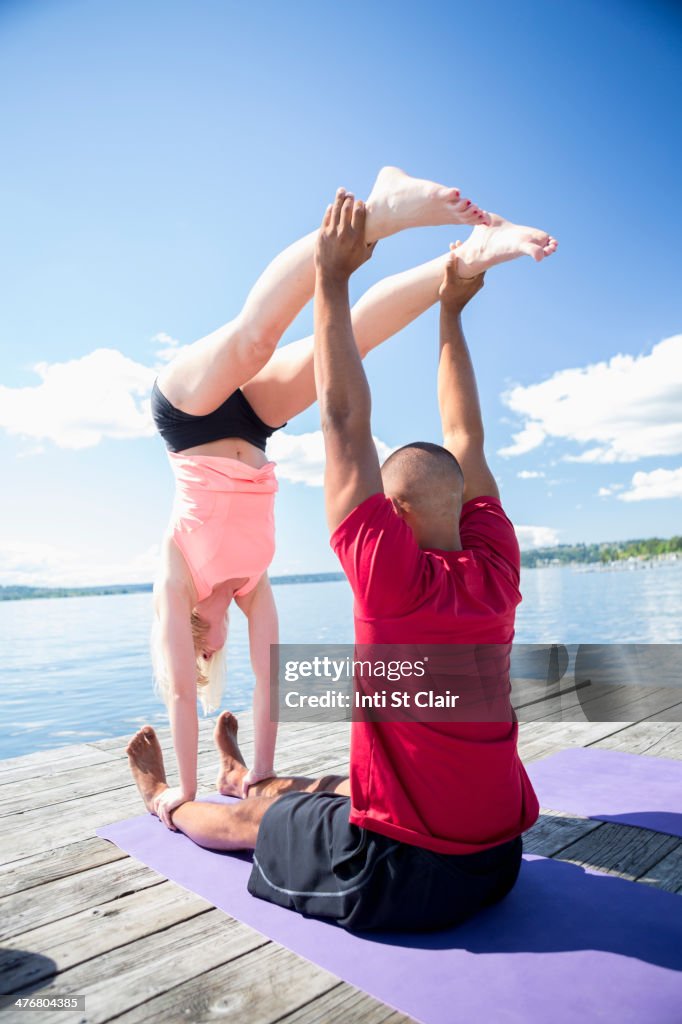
[527,747,682,837]
[98,797,682,1024]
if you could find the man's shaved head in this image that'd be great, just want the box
[381,442,464,534]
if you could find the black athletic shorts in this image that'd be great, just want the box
[247,792,523,932]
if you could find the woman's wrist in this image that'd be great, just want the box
[248,767,276,780]
[242,766,276,798]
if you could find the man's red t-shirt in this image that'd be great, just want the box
[330,492,539,855]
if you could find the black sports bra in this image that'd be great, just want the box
[151,380,286,453]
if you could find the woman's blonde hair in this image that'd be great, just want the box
[151,608,227,715]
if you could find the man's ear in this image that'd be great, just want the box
[389,496,406,519]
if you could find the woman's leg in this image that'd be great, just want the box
[215,575,279,796]
[158,169,487,416]
[242,251,451,426]
[157,229,320,415]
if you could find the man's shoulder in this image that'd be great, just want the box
[460,495,517,540]
[459,495,520,579]
[330,492,395,549]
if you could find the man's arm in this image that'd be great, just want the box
[437,251,499,504]
[314,190,383,532]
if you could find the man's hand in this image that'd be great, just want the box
[439,245,485,313]
[315,188,377,282]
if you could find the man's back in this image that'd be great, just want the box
[332,492,540,854]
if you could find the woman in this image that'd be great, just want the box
[148,167,494,828]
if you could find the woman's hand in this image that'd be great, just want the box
[242,767,277,798]
[152,786,193,830]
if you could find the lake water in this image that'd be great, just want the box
[1,562,680,759]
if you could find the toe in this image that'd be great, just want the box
[520,241,545,261]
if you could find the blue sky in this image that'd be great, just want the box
[1,0,681,585]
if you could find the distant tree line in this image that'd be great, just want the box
[0,573,347,602]
[521,536,682,568]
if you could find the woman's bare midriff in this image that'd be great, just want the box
[175,435,270,469]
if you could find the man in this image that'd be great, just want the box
[127,188,541,932]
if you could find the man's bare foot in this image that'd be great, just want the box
[365,166,489,242]
[453,214,558,278]
[126,726,168,812]
[214,711,248,797]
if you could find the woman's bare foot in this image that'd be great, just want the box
[453,214,558,278]
[126,726,168,812]
[214,711,248,797]
[365,166,489,242]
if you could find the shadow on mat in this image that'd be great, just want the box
[364,856,682,971]
[591,811,682,836]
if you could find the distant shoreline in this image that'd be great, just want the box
[0,573,347,602]
[2,537,680,602]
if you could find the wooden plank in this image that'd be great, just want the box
[523,811,602,858]
[0,787,143,864]
[517,683,682,725]
[0,837,126,898]
[0,745,120,787]
[638,843,682,894]
[279,984,415,1024]
[11,911,268,1024]
[0,884,211,992]
[0,742,119,775]
[554,821,680,883]
[0,858,163,941]
[592,721,682,758]
[110,941,338,1024]
[0,761,133,818]
[517,721,630,762]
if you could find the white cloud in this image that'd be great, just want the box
[270,430,394,487]
[0,349,156,449]
[499,335,682,463]
[517,470,545,479]
[618,467,682,502]
[598,484,624,497]
[515,525,560,550]
[501,423,547,458]
[0,541,160,588]
[0,335,189,450]
[152,332,189,363]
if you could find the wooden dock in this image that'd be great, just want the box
[1,715,681,1023]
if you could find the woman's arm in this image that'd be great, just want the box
[155,580,199,826]
[236,573,279,794]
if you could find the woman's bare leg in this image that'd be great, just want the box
[242,252,451,426]
[157,229,320,415]
[213,575,279,796]
[157,169,487,416]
